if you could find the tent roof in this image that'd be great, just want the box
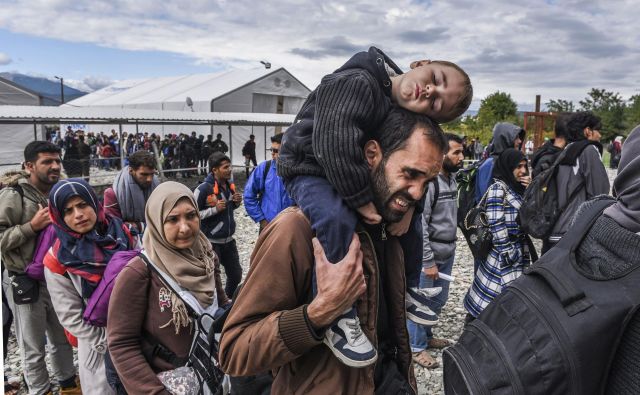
[0,105,295,126]
[67,67,308,107]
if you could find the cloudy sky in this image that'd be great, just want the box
[0,0,638,110]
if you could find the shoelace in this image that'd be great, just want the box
[346,317,365,342]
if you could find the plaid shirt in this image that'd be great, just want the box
[464,180,532,317]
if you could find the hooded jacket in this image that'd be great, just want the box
[194,174,238,243]
[219,208,416,394]
[604,125,640,233]
[549,140,610,243]
[277,47,401,209]
[474,123,525,203]
[0,172,48,273]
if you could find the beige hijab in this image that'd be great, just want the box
[143,181,215,308]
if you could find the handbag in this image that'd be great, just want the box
[463,182,507,260]
[9,271,40,305]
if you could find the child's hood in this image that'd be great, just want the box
[333,47,403,91]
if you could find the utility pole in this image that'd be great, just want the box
[54,76,64,104]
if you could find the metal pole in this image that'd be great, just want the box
[228,124,233,164]
[119,124,124,168]
[33,122,37,140]
[263,125,267,163]
[60,78,64,104]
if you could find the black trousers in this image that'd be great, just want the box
[212,240,243,299]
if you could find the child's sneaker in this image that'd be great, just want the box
[323,308,377,367]
[406,287,441,325]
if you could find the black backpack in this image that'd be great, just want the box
[443,198,640,395]
[455,159,485,229]
[519,140,596,239]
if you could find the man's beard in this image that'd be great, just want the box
[371,157,415,223]
[37,169,59,185]
[442,157,463,173]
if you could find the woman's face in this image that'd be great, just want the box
[513,159,528,179]
[163,197,199,250]
[63,196,97,234]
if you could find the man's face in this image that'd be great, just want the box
[585,127,602,142]
[370,128,443,223]
[513,136,523,149]
[213,160,232,181]
[270,142,281,161]
[129,165,156,189]
[443,140,464,173]
[392,62,466,122]
[26,152,61,186]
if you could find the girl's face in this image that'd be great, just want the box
[63,196,97,234]
[163,197,200,250]
[513,160,528,179]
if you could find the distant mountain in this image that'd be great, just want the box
[0,72,87,104]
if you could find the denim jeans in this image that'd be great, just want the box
[407,253,455,352]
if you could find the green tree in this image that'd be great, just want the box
[625,94,640,130]
[476,91,518,130]
[579,88,626,139]
[545,99,574,113]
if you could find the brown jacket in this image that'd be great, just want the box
[107,256,229,395]
[219,207,416,394]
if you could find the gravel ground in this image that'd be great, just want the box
[4,168,618,395]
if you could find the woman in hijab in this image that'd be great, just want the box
[107,181,229,394]
[464,148,534,319]
[43,178,138,394]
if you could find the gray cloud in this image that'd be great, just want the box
[290,36,364,59]
[397,28,449,44]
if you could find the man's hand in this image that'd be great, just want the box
[30,204,51,232]
[423,265,439,280]
[356,202,382,225]
[215,200,227,212]
[307,235,365,329]
[232,192,243,205]
[388,206,415,236]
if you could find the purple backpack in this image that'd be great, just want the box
[26,224,56,281]
[83,249,140,327]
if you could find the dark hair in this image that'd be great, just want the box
[249,134,255,139]
[554,112,571,139]
[565,111,602,142]
[208,152,231,170]
[375,107,447,158]
[271,133,283,144]
[128,150,157,170]
[24,141,61,163]
[216,133,222,139]
[431,60,473,123]
[444,132,464,146]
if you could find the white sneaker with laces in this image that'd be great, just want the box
[323,308,377,367]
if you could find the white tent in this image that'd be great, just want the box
[66,67,311,165]
[0,77,46,165]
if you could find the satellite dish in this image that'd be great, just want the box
[260,61,271,69]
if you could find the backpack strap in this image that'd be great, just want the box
[430,177,440,211]
[257,160,272,200]
[526,198,614,316]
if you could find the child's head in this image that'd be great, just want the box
[390,60,472,123]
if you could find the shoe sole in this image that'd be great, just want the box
[406,310,439,326]
[322,337,378,368]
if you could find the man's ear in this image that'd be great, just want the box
[583,127,591,138]
[364,140,382,169]
[410,60,432,69]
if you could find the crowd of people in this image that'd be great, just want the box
[48,127,237,180]
[1,45,639,395]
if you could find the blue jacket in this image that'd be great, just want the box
[243,160,293,223]
[194,174,238,242]
[474,157,494,203]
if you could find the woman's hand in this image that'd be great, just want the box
[518,175,531,188]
